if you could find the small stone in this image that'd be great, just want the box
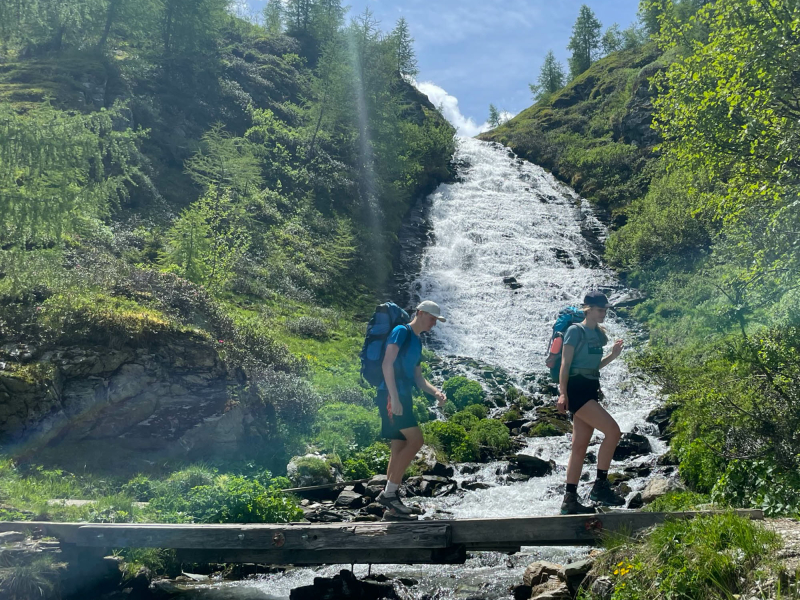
[335,490,365,509]
[627,492,644,510]
[462,481,491,491]
[641,477,686,504]
[590,576,614,600]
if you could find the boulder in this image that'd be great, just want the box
[523,561,562,587]
[425,461,455,478]
[641,477,686,504]
[334,490,365,509]
[613,433,652,460]
[511,454,555,477]
[512,584,533,600]
[460,463,480,475]
[461,481,491,491]
[558,558,594,594]
[367,475,388,487]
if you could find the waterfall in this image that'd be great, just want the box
[201,138,665,599]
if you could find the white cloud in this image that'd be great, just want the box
[415,80,488,137]
[414,80,516,137]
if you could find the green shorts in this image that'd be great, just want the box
[376,389,418,440]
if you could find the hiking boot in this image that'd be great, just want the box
[376,490,413,515]
[589,479,626,506]
[560,492,596,515]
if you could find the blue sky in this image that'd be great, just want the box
[244,1,642,134]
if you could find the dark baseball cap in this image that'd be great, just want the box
[582,290,613,308]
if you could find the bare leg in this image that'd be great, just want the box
[386,427,424,483]
[573,400,621,471]
[566,416,594,485]
[386,439,407,484]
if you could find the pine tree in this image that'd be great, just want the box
[487,104,501,129]
[263,0,283,35]
[601,23,623,55]
[567,5,602,79]
[390,17,418,78]
[529,50,565,101]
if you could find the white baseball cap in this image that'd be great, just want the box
[416,300,446,322]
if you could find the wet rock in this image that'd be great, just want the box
[364,485,384,499]
[304,508,346,523]
[504,418,529,432]
[505,472,531,483]
[646,405,676,438]
[364,503,386,517]
[623,464,652,478]
[657,451,679,466]
[461,481,491,491]
[425,461,455,478]
[613,433,652,460]
[460,464,480,475]
[512,583,533,600]
[585,451,597,464]
[511,454,555,477]
[523,561,562,586]
[641,477,686,504]
[291,569,398,600]
[335,490,365,509]
[433,482,457,497]
[608,290,647,308]
[627,492,644,510]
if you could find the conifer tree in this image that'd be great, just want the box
[263,0,283,35]
[567,5,602,79]
[487,104,501,129]
[390,17,418,78]
[529,50,565,101]
[601,23,623,55]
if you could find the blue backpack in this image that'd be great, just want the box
[360,302,411,387]
[545,306,586,383]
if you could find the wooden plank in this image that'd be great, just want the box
[0,510,763,556]
[55,522,451,550]
[176,545,468,565]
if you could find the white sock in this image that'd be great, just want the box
[385,481,399,494]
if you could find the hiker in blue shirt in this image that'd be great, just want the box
[557,291,626,514]
[375,300,447,518]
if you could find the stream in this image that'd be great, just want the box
[182,137,667,599]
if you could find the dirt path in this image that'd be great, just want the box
[765,517,800,575]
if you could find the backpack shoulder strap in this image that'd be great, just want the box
[567,323,588,356]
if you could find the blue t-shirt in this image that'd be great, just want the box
[379,325,422,395]
[563,324,605,379]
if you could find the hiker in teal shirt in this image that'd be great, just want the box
[557,291,626,515]
[375,300,447,519]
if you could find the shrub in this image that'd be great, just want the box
[121,475,155,501]
[185,476,302,523]
[442,401,457,417]
[468,419,511,452]
[503,407,522,421]
[449,411,479,431]
[413,396,433,424]
[422,421,478,462]
[166,465,216,493]
[463,404,487,419]
[0,556,58,600]
[443,377,484,410]
[288,456,333,486]
[712,459,800,516]
[312,402,380,459]
[343,442,390,480]
[527,422,561,437]
[286,316,330,339]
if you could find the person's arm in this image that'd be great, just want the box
[600,339,624,369]
[382,344,403,415]
[414,366,446,407]
[557,343,575,414]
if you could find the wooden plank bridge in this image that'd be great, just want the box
[0,510,763,565]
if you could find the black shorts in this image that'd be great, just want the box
[376,388,418,440]
[566,375,602,415]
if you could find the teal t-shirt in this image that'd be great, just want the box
[379,325,422,395]
[563,324,605,379]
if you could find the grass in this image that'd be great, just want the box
[588,512,782,600]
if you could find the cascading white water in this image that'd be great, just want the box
[199,138,665,599]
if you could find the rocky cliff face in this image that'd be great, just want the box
[0,333,248,469]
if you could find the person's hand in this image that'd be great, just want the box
[557,394,568,414]
[390,394,403,416]
[434,389,446,407]
[610,339,624,359]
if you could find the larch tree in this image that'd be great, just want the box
[390,17,418,78]
[567,4,602,79]
[529,50,566,101]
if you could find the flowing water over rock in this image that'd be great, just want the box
[188,138,667,599]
